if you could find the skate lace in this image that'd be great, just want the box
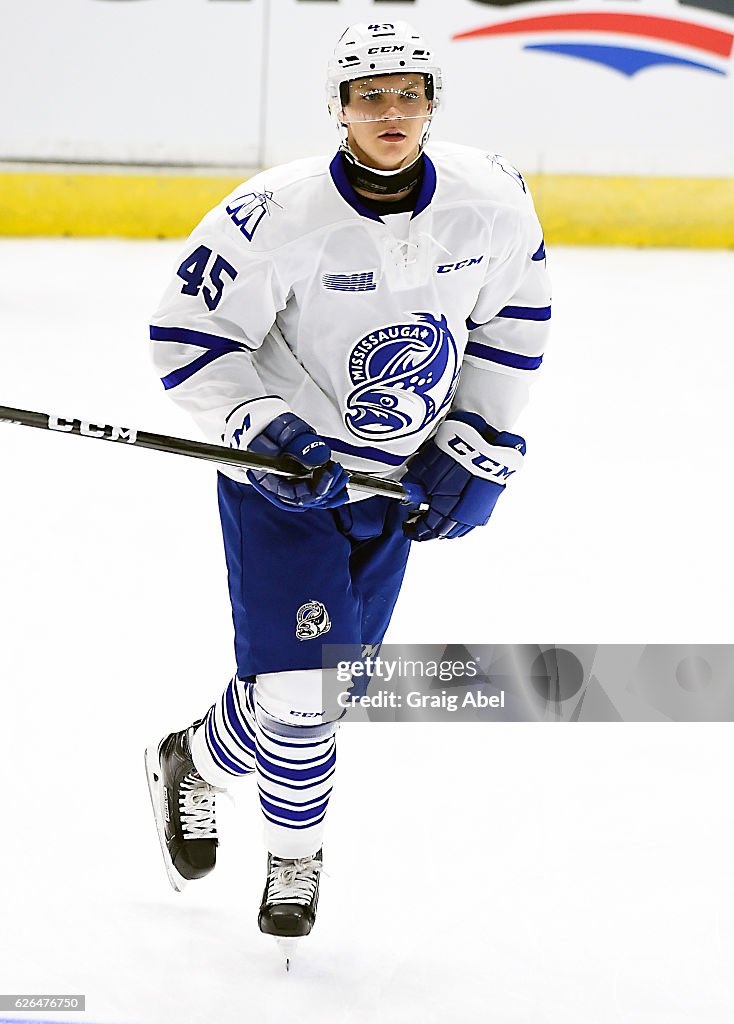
[267,855,325,905]
[180,770,230,840]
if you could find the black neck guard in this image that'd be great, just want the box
[340,147,424,200]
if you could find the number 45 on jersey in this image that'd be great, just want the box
[177,245,238,312]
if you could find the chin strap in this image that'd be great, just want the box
[340,145,424,198]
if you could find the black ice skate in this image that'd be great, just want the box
[144,722,220,892]
[259,849,324,969]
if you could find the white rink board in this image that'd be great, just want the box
[0,0,266,166]
[1,0,733,174]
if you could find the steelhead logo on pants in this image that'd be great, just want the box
[296,600,332,641]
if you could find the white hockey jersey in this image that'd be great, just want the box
[150,141,551,490]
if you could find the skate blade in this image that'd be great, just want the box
[144,744,188,894]
[275,937,301,972]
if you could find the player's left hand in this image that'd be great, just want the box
[247,412,350,512]
[402,412,526,541]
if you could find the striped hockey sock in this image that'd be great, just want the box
[254,700,337,860]
[191,676,257,788]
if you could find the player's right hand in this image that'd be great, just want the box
[402,412,526,540]
[246,412,350,512]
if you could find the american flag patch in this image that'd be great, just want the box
[322,271,377,293]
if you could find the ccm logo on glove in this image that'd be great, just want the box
[433,420,525,484]
[301,439,330,458]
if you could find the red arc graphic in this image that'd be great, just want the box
[453,13,734,57]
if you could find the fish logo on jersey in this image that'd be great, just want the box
[225,190,282,242]
[296,600,332,641]
[345,312,460,441]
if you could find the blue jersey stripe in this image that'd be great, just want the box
[531,239,547,261]
[466,305,551,330]
[465,341,544,371]
[150,324,245,351]
[151,325,247,390]
[160,348,230,390]
[497,304,552,321]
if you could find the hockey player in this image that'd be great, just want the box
[145,21,550,963]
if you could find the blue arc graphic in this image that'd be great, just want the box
[525,42,727,76]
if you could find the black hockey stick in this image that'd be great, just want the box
[0,404,426,505]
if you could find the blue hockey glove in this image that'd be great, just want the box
[246,412,350,512]
[402,411,526,541]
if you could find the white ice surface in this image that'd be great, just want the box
[0,241,733,1023]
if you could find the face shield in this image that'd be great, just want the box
[339,74,433,128]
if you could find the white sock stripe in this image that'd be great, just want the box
[256,763,336,793]
[219,691,257,758]
[243,679,257,716]
[255,733,336,769]
[209,704,255,773]
[257,729,336,754]
[256,771,335,796]
[230,679,258,739]
[256,786,334,811]
[256,754,336,787]
[212,703,251,767]
[203,709,245,775]
[191,715,244,787]
[203,734,242,777]
[258,784,333,810]
[256,765,335,794]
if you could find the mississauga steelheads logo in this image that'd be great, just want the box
[345,313,460,441]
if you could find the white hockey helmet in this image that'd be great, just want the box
[327,21,443,146]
